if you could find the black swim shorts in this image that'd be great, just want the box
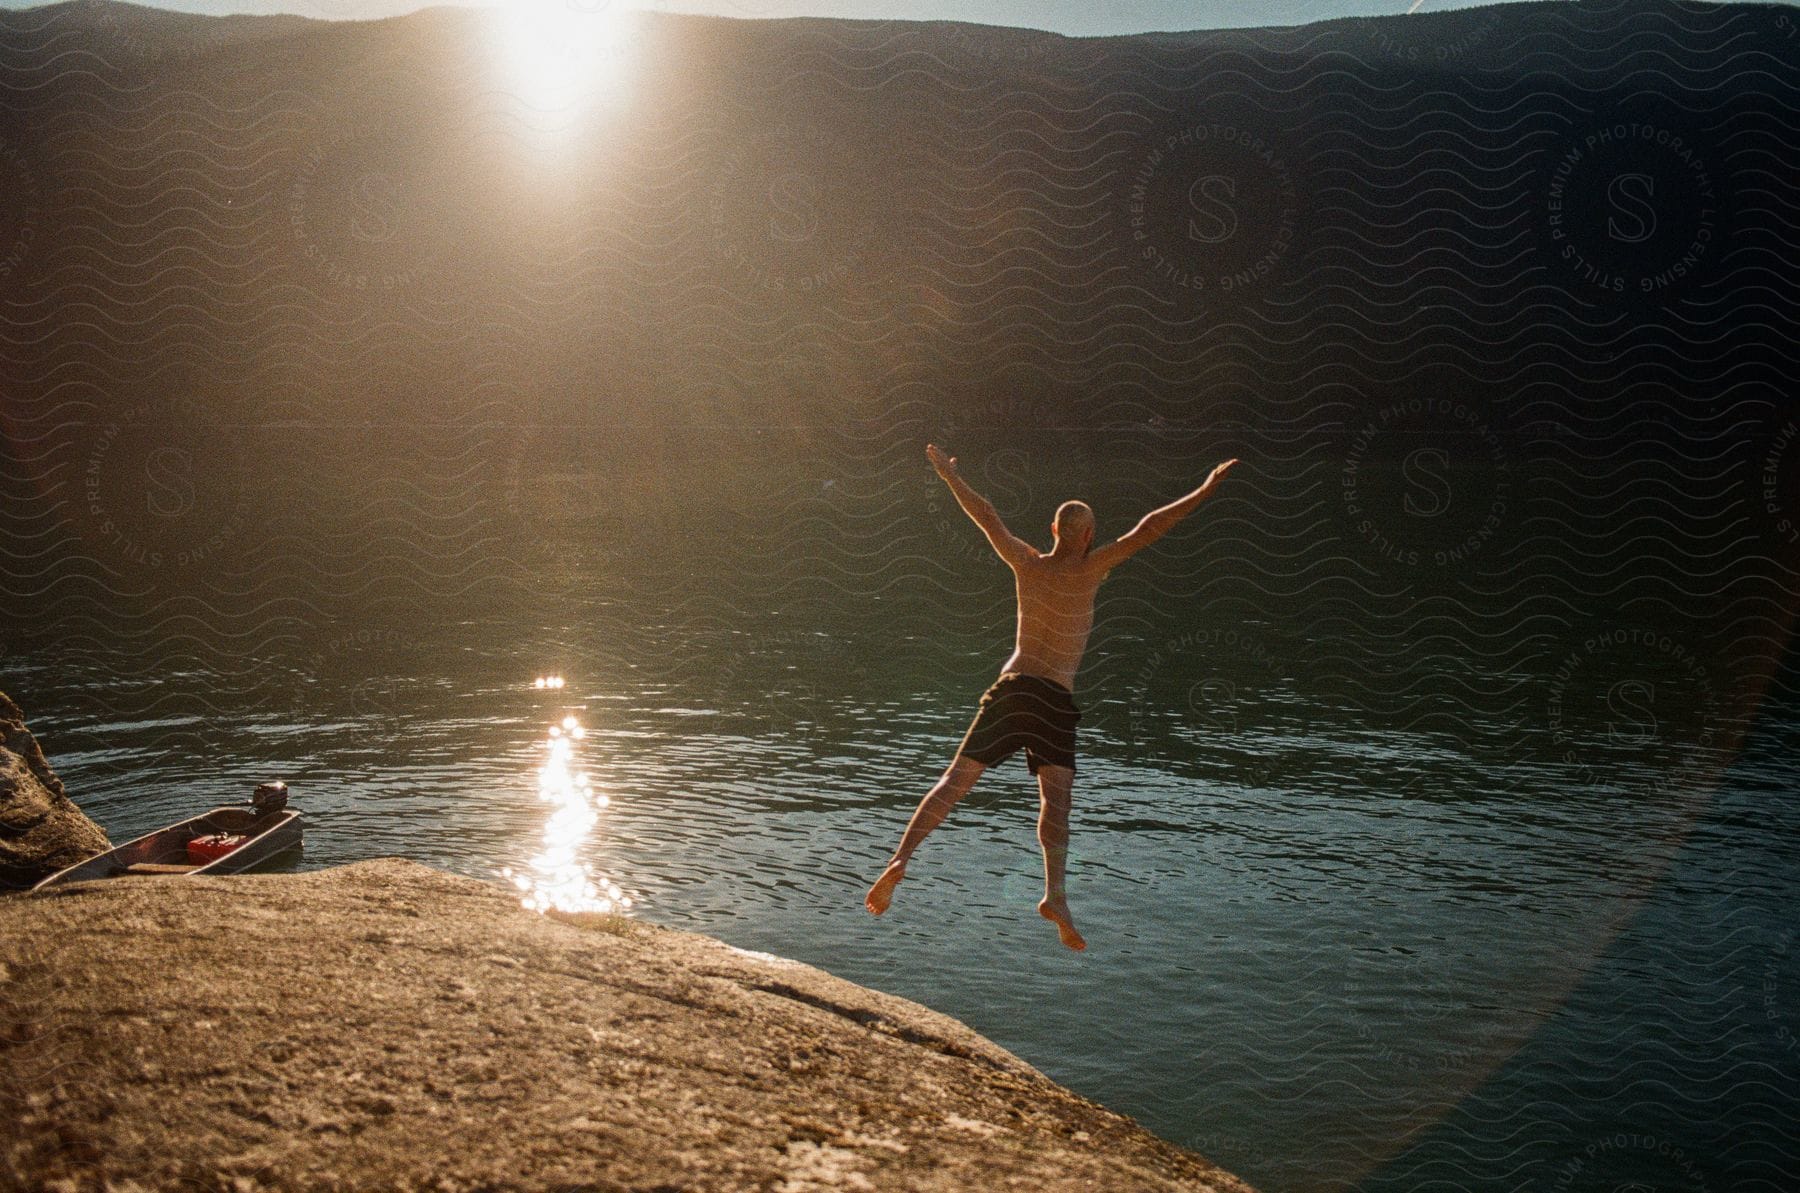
[955,672,1081,775]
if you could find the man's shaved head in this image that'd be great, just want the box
[1053,500,1095,553]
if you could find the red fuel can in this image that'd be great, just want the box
[186,833,247,865]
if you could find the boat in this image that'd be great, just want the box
[33,782,305,891]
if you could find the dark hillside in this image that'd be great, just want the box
[0,0,1794,698]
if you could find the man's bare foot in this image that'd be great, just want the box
[865,859,907,915]
[1037,896,1087,951]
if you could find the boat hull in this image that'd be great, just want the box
[32,807,305,890]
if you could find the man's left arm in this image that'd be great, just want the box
[928,443,1034,567]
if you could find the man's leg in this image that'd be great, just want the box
[865,754,986,915]
[1033,763,1087,951]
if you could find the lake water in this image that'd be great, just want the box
[5,441,1797,1193]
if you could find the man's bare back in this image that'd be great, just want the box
[1000,547,1108,691]
[865,443,1239,950]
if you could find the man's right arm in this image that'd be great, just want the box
[1088,459,1239,572]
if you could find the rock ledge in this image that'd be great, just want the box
[0,690,109,890]
[1,859,1254,1192]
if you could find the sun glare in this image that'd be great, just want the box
[495,1,645,115]
[502,703,633,917]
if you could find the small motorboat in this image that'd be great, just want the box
[33,782,305,891]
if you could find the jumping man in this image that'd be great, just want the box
[865,443,1240,950]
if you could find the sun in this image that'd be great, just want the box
[494,0,647,115]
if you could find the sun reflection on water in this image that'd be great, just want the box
[502,705,632,916]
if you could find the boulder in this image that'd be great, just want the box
[0,858,1256,1192]
[0,690,109,890]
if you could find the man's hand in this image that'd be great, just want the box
[1196,458,1240,496]
[926,442,958,479]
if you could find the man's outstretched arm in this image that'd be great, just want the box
[927,443,1034,567]
[1088,458,1239,572]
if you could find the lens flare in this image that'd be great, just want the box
[501,711,632,916]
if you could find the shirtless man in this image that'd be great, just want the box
[865,443,1239,950]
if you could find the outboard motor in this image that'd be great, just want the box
[251,781,289,814]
